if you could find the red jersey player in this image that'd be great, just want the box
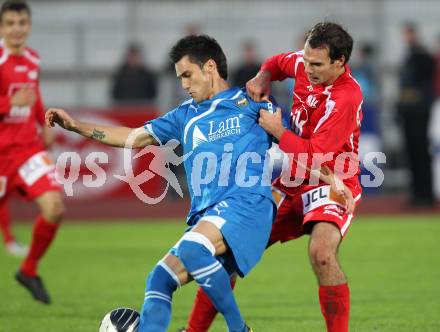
[181,22,362,332]
[0,0,64,304]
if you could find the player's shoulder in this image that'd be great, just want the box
[0,45,9,65]
[279,49,304,61]
[331,69,363,104]
[177,98,195,111]
[170,98,196,120]
[23,46,41,66]
[25,46,40,58]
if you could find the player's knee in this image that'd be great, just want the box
[177,240,201,266]
[176,232,215,268]
[42,198,65,223]
[146,263,179,292]
[309,243,335,269]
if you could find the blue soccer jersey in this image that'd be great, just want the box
[145,87,275,224]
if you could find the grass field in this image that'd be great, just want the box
[1,216,439,332]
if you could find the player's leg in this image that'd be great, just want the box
[308,221,350,332]
[20,190,64,276]
[0,199,13,244]
[1,169,29,256]
[140,253,187,332]
[301,185,355,332]
[2,206,29,257]
[182,276,237,332]
[140,224,248,332]
[16,190,64,304]
[177,221,248,332]
[0,198,30,257]
[181,189,292,332]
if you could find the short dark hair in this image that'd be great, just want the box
[306,22,353,64]
[169,34,228,80]
[0,0,31,20]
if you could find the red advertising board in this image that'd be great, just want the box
[51,106,165,202]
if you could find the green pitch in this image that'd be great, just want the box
[1,216,439,332]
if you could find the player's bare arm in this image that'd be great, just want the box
[45,108,157,149]
[246,70,271,101]
[317,166,355,214]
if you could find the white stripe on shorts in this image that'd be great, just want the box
[202,215,227,229]
[340,214,353,236]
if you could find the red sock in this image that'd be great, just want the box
[319,283,350,332]
[21,216,60,277]
[186,279,237,332]
[0,203,14,244]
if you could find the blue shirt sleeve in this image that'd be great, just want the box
[144,107,183,144]
[248,96,277,115]
[249,96,290,143]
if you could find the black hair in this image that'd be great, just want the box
[306,22,353,64]
[169,34,228,80]
[0,0,31,20]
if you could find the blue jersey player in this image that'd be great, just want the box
[46,35,276,332]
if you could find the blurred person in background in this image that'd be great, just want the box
[352,42,378,105]
[396,22,435,207]
[231,39,261,88]
[111,42,158,105]
[434,33,440,98]
[351,42,382,182]
[0,0,64,304]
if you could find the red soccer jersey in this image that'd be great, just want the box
[0,41,45,159]
[262,50,363,199]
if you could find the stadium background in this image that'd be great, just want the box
[1,1,440,331]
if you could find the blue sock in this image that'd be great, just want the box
[177,232,246,332]
[139,262,179,332]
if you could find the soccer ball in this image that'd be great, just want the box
[99,308,140,332]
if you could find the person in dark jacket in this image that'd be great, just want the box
[111,43,158,104]
[397,22,436,206]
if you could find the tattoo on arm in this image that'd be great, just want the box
[91,129,106,140]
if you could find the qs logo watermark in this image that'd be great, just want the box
[55,132,386,204]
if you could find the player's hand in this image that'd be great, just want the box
[246,70,271,101]
[45,108,77,131]
[259,107,285,140]
[10,87,36,107]
[322,166,355,215]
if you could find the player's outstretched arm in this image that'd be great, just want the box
[45,108,157,149]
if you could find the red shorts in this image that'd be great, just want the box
[0,150,61,204]
[268,184,359,244]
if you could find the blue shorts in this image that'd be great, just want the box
[171,194,275,277]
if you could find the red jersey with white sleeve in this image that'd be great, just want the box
[262,50,363,202]
[0,41,46,160]
[0,42,60,201]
